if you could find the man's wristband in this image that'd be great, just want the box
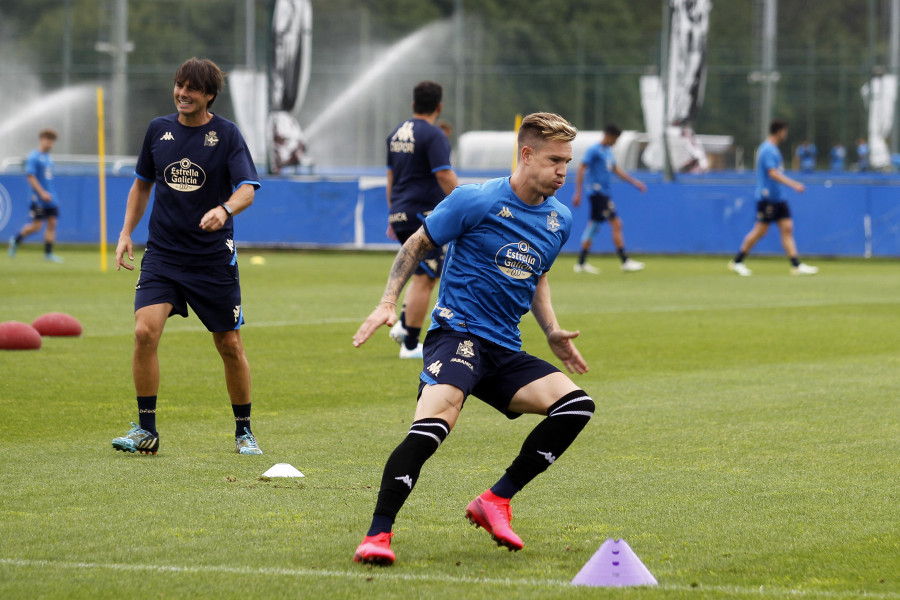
[220,203,233,216]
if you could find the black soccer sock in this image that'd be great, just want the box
[404,326,421,350]
[501,390,594,493]
[790,256,800,267]
[44,242,53,255]
[400,307,407,329]
[577,249,588,265]
[616,247,628,263]
[368,418,450,535]
[232,403,252,436]
[137,395,157,434]
[14,234,24,245]
[734,251,747,263]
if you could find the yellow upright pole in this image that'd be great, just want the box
[511,113,522,173]
[97,86,108,272]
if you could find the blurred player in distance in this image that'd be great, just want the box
[729,119,817,277]
[385,81,459,359]
[111,58,263,456]
[351,112,594,566]
[572,123,646,274]
[8,128,64,262]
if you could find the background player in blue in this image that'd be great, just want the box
[795,139,817,172]
[829,141,846,172]
[385,81,458,359]
[571,123,646,274]
[351,113,594,566]
[729,119,818,277]
[111,58,263,456]
[8,128,64,262]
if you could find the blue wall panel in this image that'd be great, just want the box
[1,173,896,257]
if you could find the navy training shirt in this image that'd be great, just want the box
[134,113,260,266]
[386,118,453,231]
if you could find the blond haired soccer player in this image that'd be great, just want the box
[351,112,594,566]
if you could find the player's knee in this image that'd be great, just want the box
[547,389,594,427]
[214,333,245,361]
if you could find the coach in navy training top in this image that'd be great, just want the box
[351,113,595,567]
[384,81,458,359]
[111,58,264,458]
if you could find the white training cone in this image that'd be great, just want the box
[262,463,305,478]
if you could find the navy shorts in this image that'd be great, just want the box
[395,225,444,278]
[135,256,245,332]
[29,202,59,220]
[417,328,560,419]
[588,193,617,222]
[755,200,791,223]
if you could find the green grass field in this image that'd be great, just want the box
[1,246,898,599]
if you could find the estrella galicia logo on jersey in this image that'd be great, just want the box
[204,131,219,147]
[495,241,542,280]
[456,340,475,358]
[390,121,415,154]
[164,158,206,192]
[547,210,560,232]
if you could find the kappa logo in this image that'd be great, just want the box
[435,305,454,319]
[497,206,514,219]
[547,210,560,232]
[395,475,414,489]
[204,131,219,147]
[426,360,443,376]
[456,340,475,358]
[160,131,174,141]
[537,450,557,464]
[226,239,234,253]
[390,121,416,154]
[233,305,241,323]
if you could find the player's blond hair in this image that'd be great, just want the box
[517,112,577,151]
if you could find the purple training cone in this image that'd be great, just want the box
[572,538,658,587]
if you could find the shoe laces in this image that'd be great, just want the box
[238,427,259,448]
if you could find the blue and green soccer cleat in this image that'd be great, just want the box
[235,428,263,455]
[112,422,159,455]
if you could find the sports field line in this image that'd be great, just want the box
[1,558,897,598]
[82,295,898,339]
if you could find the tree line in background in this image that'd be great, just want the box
[0,0,891,167]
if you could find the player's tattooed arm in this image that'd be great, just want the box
[381,227,435,304]
[353,226,435,348]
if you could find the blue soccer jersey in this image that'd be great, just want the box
[755,140,784,201]
[423,177,572,351]
[135,114,260,266]
[25,149,57,208]
[387,118,453,230]
[581,142,615,196]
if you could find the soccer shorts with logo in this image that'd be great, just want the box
[417,328,560,419]
[588,192,617,222]
[134,255,245,332]
[755,200,791,223]
[394,223,445,278]
[29,201,59,220]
